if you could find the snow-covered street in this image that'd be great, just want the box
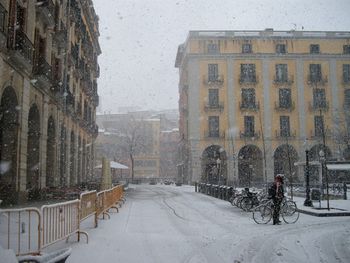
[66,184,350,263]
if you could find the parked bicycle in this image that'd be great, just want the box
[252,197,299,224]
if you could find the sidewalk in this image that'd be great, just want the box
[292,196,350,217]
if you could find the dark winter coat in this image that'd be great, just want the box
[268,182,284,201]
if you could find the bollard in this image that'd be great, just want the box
[195,182,198,192]
[344,182,347,200]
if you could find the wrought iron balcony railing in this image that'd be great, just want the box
[239,75,259,85]
[239,101,260,111]
[33,56,52,80]
[203,75,224,86]
[204,130,225,139]
[204,102,224,112]
[274,101,295,112]
[0,2,7,35]
[275,130,297,139]
[273,75,294,85]
[13,29,34,64]
[239,131,260,140]
[308,101,329,112]
[307,74,328,86]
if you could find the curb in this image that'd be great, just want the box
[297,209,350,217]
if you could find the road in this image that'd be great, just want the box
[67,184,350,263]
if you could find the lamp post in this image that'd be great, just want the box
[216,158,221,185]
[248,164,253,189]
[319,149,330,210]
[304,149,313,206]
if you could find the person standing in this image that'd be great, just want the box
[269,174,284,225]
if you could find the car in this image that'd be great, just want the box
[164,180,173,185]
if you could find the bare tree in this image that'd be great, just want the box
[118,116,147,182]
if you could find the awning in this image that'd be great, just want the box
[95,161,129,169]
[326,163,350,171]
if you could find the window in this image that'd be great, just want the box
[242,43,252,53]
[279,89,291,108]
[343,64,350,83]
[241,88,256,108]
[275,64,288,82]
[280,116,290,137]
[208,116,219,137]
[310,44,320,54]
[345,90,350,109]
[343,45,350,54]
[309,64,322,83]
[207,43,219,54]
[244,116,255,136]
[276,44,286,54]
[208,64,218,81]
[208,89,219,106]
[240,64,256,83]
[314,115,324,137]
[0,4,6,33]
[313,89,326,108]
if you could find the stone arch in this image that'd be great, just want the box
[0,86,19,205]
[238,145,263,187]
[273,144,299,183]
[26,104,41,199]
[46,116,56,187]
[201,145,227,184]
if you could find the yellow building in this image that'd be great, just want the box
[175,29,350,187]
[0,0,100,204]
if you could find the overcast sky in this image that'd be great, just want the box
[92,0,350,114]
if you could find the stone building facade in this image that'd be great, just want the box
[0,0,100,204]
[175,29,350,186]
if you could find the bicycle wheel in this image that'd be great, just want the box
[253,205,272,224]
[281,200,299,224]
[241,197,253,211]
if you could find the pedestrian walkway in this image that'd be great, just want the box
[292,196,350,217]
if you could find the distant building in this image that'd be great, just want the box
[0,0,101,204]
[175,29,350,186]
[160,129,180,181]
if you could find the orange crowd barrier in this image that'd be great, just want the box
[80,190,97,228]
[41,199,88,248]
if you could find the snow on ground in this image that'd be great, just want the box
[58,184,350,263]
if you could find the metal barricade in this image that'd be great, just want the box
[41,199,88,248]
[80,190,97,228]
[0,207,41,256]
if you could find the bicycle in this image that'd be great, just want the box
[252,198,299,224]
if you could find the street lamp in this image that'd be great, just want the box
[216,158,221,185]
[248,164,253,189]
[304,149,313,207]
[319,149,330,210]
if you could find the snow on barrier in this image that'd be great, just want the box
[80,190,97,228]
[0,207,41,256]
[41,199,88,248]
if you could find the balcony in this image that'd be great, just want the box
[8,29,34,72]
[307,75,328,86]
[204,130,225,139]
[239,75,258,85]
[239,131,260,140]
[33,57,52,89]
[36,0,55,26]
[204,102,224,112]
[275,130,297,140]
[203,75,224,86]
[273,75,294,85]
[274,101,295,112]
[239,101,260,111]
[53,27,67,49]
[0,3,7,49]
[308,101,329,112]
[310,128,332,140]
